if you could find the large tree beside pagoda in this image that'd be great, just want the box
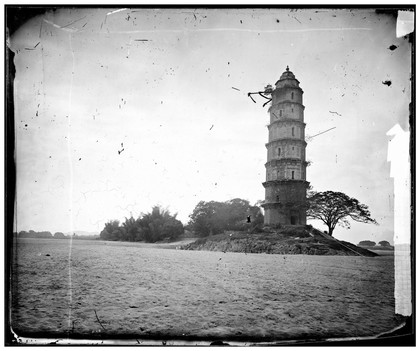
[307,191,378,237]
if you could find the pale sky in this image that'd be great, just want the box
[9,7,412,244]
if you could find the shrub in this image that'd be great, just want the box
[100,206,184,243]
[358,240,376,247]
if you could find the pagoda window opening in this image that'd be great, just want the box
[292,171,295,179]
[278,147,281,157]
[291,92,294,100]
[292,127,295,136]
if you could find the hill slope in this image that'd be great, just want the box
[181,226,378,257]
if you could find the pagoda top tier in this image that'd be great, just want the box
[279,66,296,81]
[274,66,301,89]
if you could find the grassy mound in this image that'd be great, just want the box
[181,226,378,257]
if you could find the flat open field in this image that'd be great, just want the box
[11,238,397,343]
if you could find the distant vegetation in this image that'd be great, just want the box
[17,230,55,239]
[15,230,99,240]
[98,199,263,243]
[15,191,380,247]
[188,198,264,237]
[378,240,391,247]
[97,192,375,243]
[358,240,394,250]
[358,240,376,247]
[100,206,184,243]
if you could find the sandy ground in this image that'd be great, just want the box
[11,238,397,342]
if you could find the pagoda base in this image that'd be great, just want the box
[262,179,309,226]
[262,202,307,226]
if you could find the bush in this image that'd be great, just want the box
[378,240,391,247]
[18,230,53,239]
[188,198,263,237]
[100,206,184,243]
[358,240,376,247]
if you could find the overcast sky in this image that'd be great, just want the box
[10,7,411,244]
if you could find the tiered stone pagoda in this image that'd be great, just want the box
[262,67,310,225]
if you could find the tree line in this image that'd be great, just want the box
[100,206,184,243]
[15,231,99,240]
[17,230,66,239]
[100,199,263,243]
[358,240,392,247]
[100,190,378,242]
[16,190,379,244]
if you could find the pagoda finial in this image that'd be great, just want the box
[286,65,289,71]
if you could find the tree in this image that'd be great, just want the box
[18,230,53,238]
[54,232,66,239]
[137,206,184,242]
[378,240,391,247]
[100,220,122,241]
[38,231,53,238]
[162,216,184,240]
[122,216,140,242]
[358,240,376,247]
[188,201,224,237]
[307,191,377,237]
[100,206,184,243]
[188,199,264,237]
